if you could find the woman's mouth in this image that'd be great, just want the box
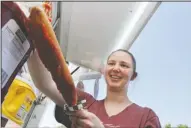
[110,75,122,81]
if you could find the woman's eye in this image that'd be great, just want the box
[108,63,115,66]
[121,64,128,68]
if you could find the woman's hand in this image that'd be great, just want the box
[70,109,105,128]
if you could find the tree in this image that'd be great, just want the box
[165,123,171,128]
[177,124,189,128]
[165,123,189,128]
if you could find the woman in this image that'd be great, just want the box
[27,49,161,128]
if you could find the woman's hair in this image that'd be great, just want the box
[107,49,137,74]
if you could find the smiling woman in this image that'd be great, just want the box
[105,49,137,92]
[52,49,161,128]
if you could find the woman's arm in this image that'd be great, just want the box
[27,50,66,107]
[27,50,97,127]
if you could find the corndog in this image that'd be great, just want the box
[28,6,77,106]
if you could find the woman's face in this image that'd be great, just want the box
[104,51,134,91]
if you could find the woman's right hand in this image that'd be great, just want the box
[69,109,105,128]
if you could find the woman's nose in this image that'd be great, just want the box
[112,64,120,72]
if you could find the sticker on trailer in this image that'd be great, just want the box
[1,19,30,88]
[16,105,28,121]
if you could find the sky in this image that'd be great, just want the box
[36,2,191,127]
[83,2,191,127]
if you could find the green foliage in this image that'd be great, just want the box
[177,124,189,128]
[165,123,171,128]
[165,123,188,128]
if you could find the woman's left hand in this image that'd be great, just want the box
[69,109,105,128]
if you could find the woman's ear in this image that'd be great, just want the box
[131,72,137,81]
